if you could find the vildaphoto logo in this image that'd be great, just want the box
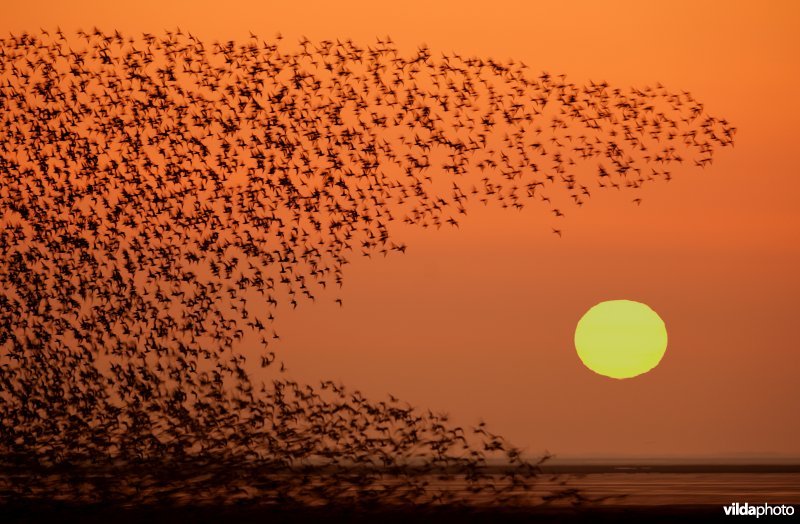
[723,503,795,517]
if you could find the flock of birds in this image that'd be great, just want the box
[0,28,735,509]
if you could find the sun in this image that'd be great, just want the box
[574,300,668,379]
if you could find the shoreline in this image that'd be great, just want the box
[0,502,743,523]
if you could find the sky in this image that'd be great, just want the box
[4,0,799,460]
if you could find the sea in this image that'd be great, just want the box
[2,460,799,522]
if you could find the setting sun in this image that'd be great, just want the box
[574,300,668,379]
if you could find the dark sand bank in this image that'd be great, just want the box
[0,502,734,523]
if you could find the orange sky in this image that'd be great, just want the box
[4,0,799,459]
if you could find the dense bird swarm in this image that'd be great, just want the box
[0,29,735,509]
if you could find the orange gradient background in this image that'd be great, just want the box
[4,1,799,460]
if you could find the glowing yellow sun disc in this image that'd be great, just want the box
[574,300,667,379]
